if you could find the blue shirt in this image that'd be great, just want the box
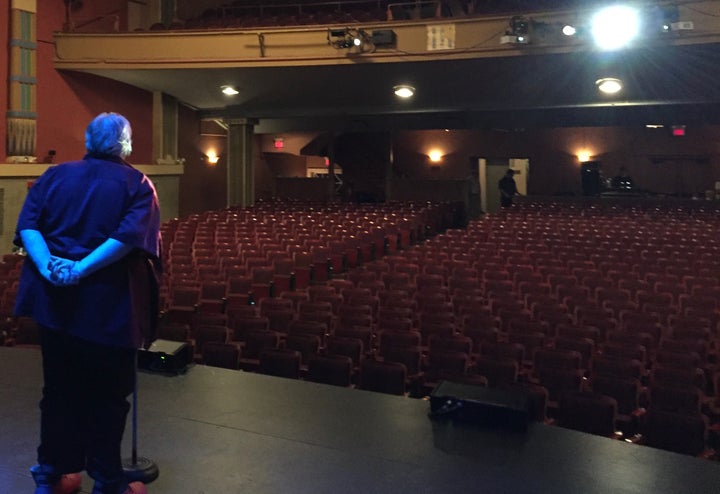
[14,155,161,348]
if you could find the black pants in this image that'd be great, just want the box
[38,327,136,492]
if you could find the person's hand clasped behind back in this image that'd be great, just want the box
[46,257,80,286]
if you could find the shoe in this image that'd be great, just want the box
[123,481,147,494]
[31,466,81,494]
[54,473,82,494]
[90,479,147,494]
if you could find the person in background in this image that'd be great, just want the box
[14,112,161,494]
[498,168,520,207]
[610,166,635,190]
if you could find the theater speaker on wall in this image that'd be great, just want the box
[581,161,601,196]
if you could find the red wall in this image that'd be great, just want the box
[28,2,152,164]
[178,104,227,217]
[0,0,8,160]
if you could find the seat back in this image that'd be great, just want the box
[558,391,618,437]
[259,349,301,379]
[359,360,407,395]
[307,355,353,387]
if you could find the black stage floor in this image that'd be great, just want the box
[2,346,719,493]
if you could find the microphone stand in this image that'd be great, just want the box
[122,353,159,484]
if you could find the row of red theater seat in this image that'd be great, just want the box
[155,201,717,460]
[4,197,718,456]
[156,273,719,457]
[159,201,452,304]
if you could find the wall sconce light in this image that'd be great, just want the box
[428,149,443,163]
[205,151,220,165]
[577,150,593,162]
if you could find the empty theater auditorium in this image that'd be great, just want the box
[2,0,720,492]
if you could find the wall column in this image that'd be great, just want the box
[225,118,257,208]
[7,0,37,160]
[152,92,178,163]
[327,133,336,200]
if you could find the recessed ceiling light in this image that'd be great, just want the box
[393,85,415,98]
[221,85,239,96]
[596,77,623,94]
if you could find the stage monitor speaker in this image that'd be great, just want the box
[138,339,190,374]
[429,381,531,431]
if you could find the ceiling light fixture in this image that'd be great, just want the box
[596,77,623,94]
[221,85,239,96]
[393,85,415,98]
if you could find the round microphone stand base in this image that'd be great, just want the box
[123,457,160,484]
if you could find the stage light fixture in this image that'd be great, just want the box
[328,28,373,53]
[562,25,577,36]
[591,5,639,50]
[501,15,530,44]
[511,16,529,36]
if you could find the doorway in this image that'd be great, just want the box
[479,158,529,213]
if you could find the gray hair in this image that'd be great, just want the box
[85,112,132,158]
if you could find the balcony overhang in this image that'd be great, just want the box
[53,3,720,131]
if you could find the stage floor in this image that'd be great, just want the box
[1,346,719,493]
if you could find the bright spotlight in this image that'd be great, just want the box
[591,5,640,50]
[562,25,577,36]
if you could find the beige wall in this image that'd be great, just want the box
[0,164,182,254]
